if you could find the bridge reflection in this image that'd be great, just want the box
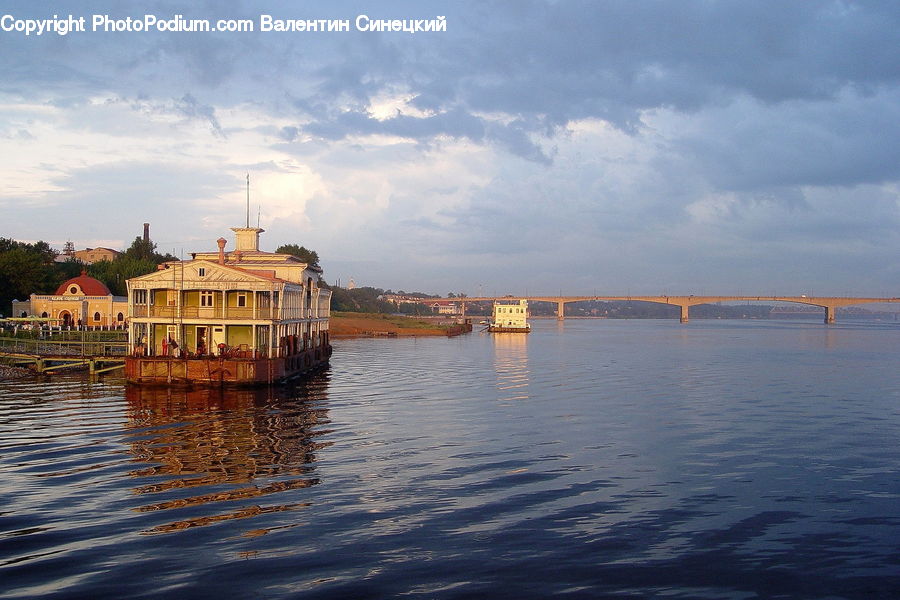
[123,379,331,534]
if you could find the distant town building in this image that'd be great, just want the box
[381,293,429,305]
[427,300,460,315]
[11,270,127,328]
[74,247,121,264]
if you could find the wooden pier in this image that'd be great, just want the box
[0,336,127,376]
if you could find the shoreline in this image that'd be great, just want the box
[330,312,469,338]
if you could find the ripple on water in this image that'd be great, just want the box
[2,321,900,598]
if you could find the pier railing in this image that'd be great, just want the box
[0,337,128,358]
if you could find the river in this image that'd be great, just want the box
[1,319,898,599]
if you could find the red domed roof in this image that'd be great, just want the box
[55,270,112,296]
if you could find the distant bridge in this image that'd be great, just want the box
[425,296,900,324]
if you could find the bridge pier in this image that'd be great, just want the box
[825,306,836,324]
[680,305,689,323]
[557,300,566,320]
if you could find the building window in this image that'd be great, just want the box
[237,293,247,307]
[117,312,124,322]
[41,312,48,318]
[198,267,206,277]
[69,286,78,294]
[134,289,147,304]
[200,291,214,307]
[93,312,101,322]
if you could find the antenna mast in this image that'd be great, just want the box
[246,173,250,228]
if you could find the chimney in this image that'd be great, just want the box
[217,237,227,265]
[143,223,150,244]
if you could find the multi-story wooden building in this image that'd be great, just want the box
[124,227,332,385]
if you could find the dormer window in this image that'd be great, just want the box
[69,286,78,294]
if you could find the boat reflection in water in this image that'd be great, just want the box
[492,332,530,401]
[123,377,331,535]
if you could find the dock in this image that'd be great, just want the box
[0,335,127,376]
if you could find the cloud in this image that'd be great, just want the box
[174,93,225,137]
[662,89,900,192]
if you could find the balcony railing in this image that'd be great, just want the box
[138,306,268,320]
[180,307,221,319]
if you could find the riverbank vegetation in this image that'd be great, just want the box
[328,286,440,315]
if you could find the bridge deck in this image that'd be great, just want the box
[429,296,900,324]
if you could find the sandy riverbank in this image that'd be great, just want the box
[330,312,466,337]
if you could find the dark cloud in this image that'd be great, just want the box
[671,90,900,190]
[303,107,485,142]
[174,93,225,137]
[5,1,899,173]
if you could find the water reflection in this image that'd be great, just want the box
[123,379,331,534]
[492,333,530,401]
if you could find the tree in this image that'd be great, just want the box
[88,257,157,296]
[81,235,178,294]
[275,244,320,268]
[0,239,61,315]
[124,236,156,262]
[122,236,177,263]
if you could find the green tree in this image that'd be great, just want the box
[88,257,157,296]
[275,244,320,268]
[329,286,400,313]
[0,238,61,315]
[124,236,156,261]
[82,235,176,294]
[122,236,177,263]
[53,257,84,287]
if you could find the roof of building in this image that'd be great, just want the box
[55,270,112,296]
[76,247,121,254]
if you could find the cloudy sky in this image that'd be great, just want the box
[2,1,898,296]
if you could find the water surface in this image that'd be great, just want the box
[1,319,898,598]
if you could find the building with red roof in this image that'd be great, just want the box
[11,270,127,328]
[55,270,113,296]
